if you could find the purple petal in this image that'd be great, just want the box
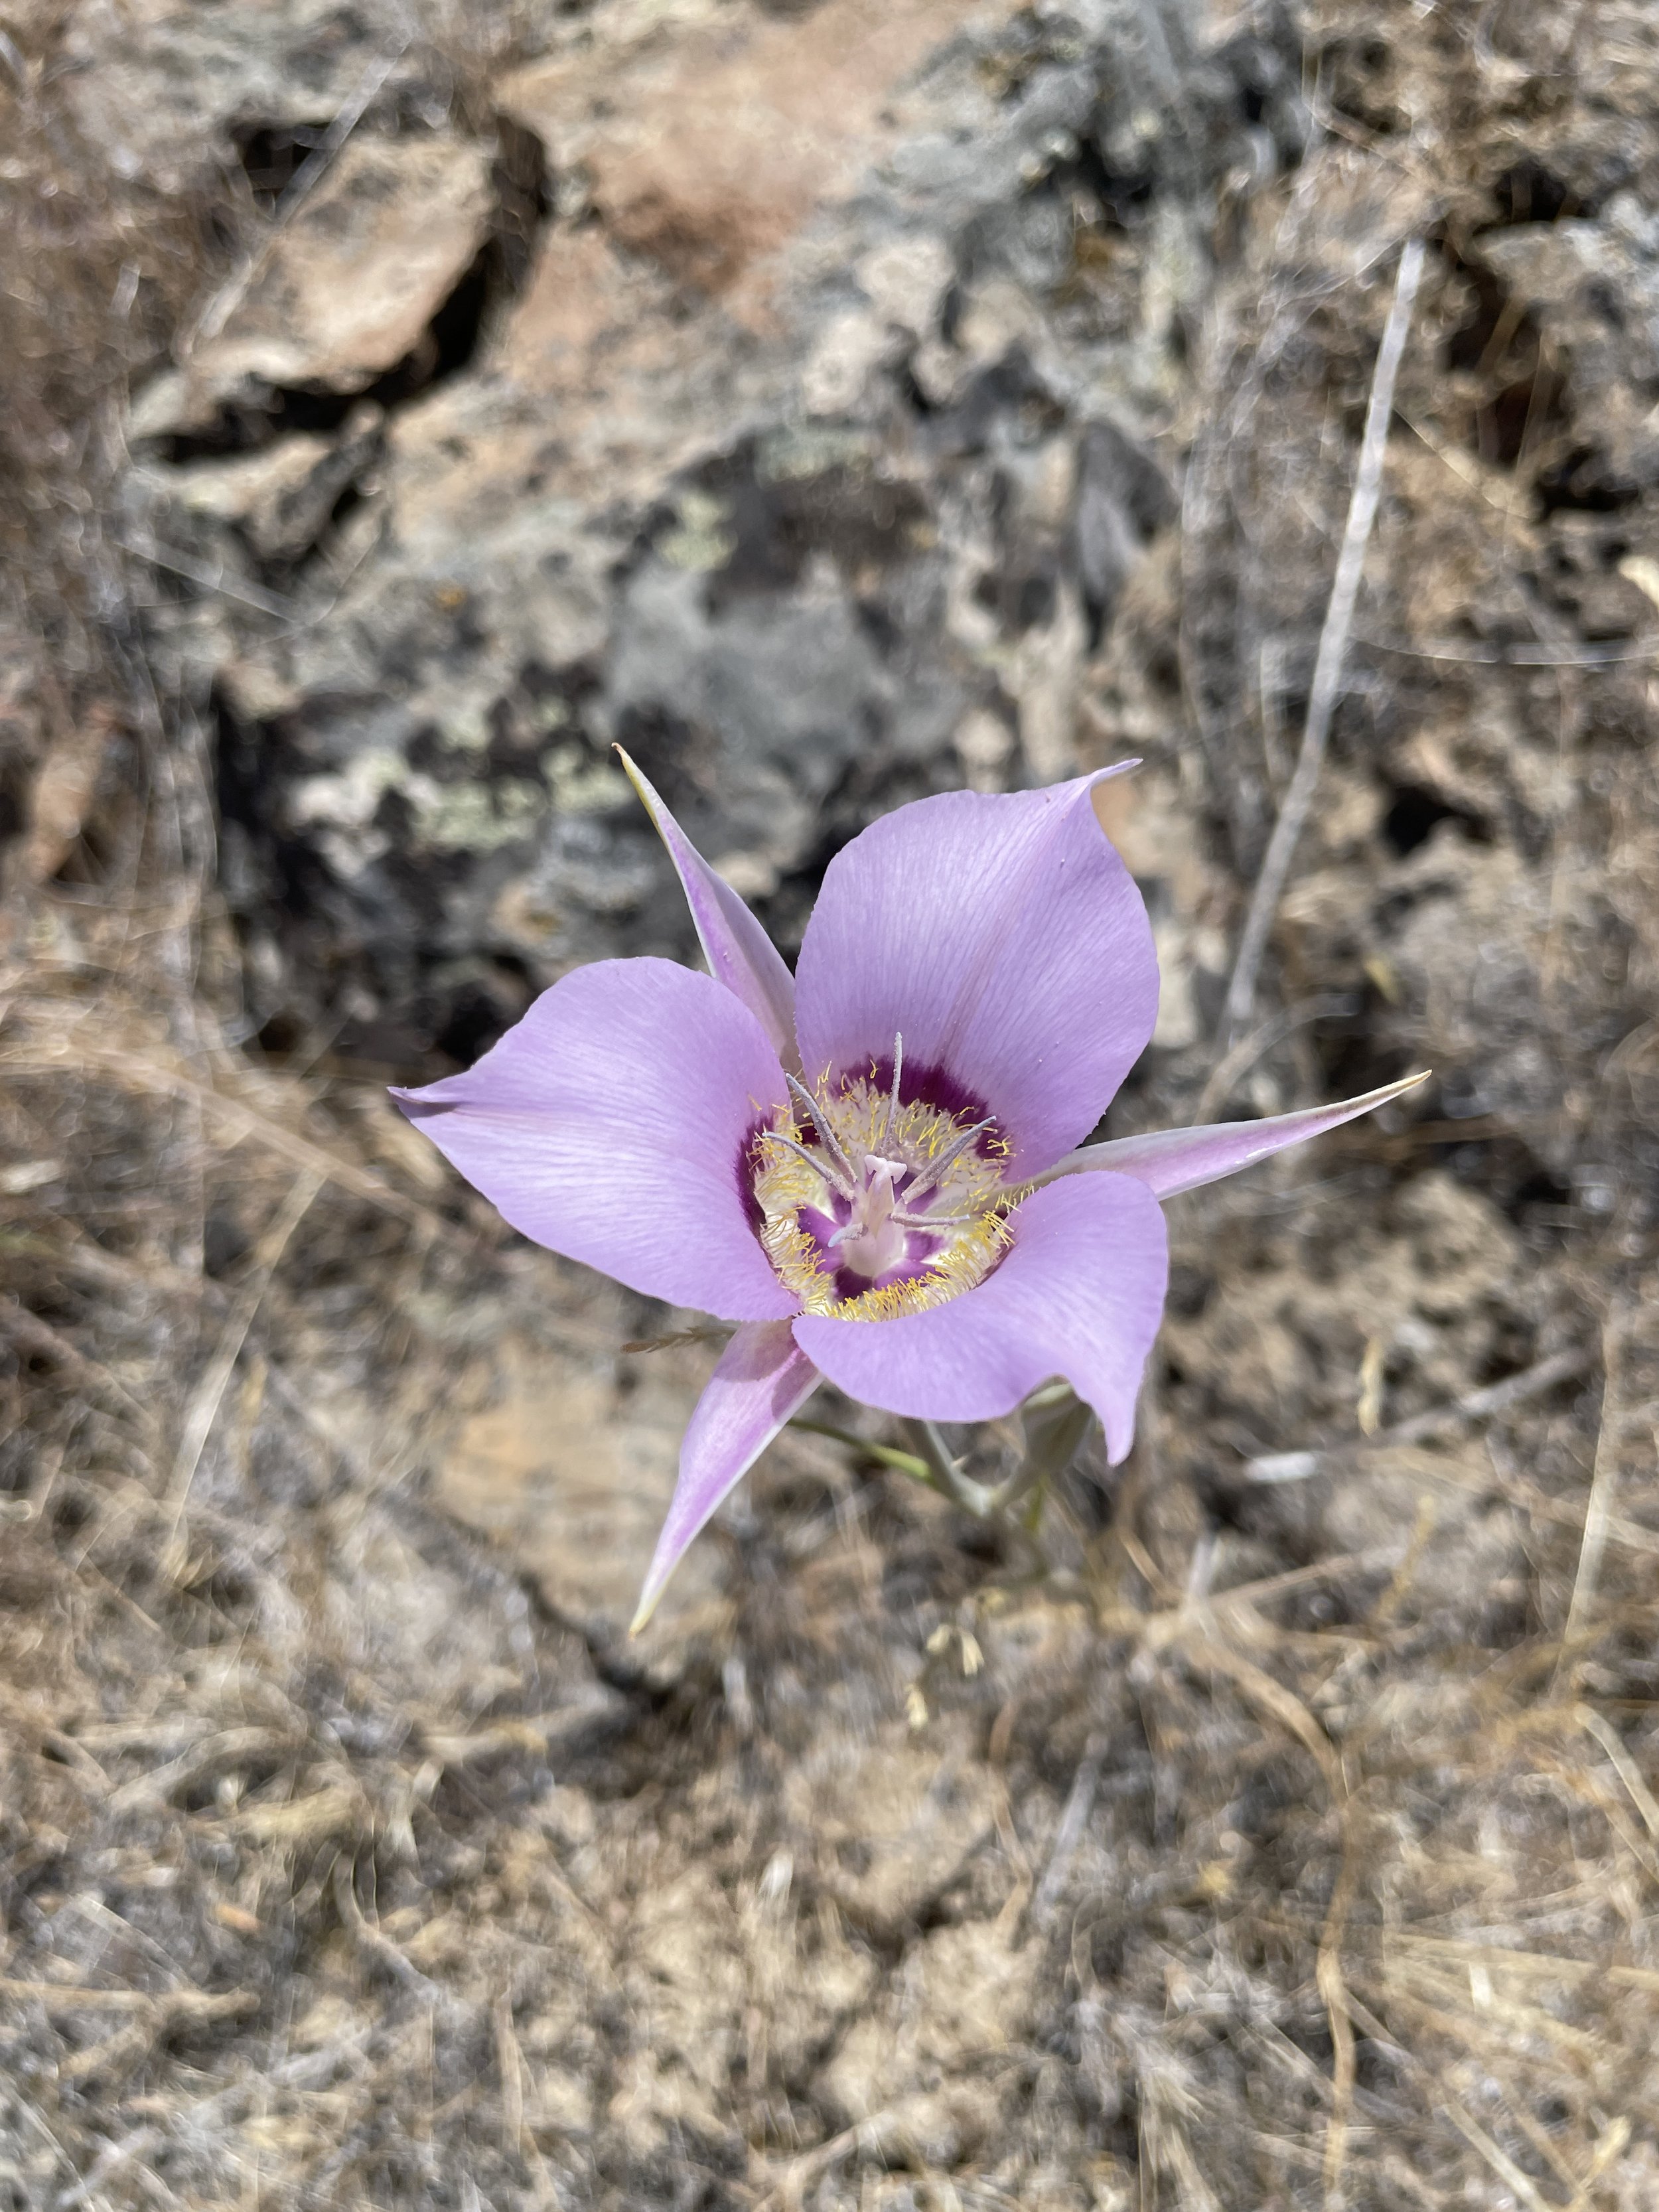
[618,748,798,1069]
[1037,1072,1429,1199]
[793,769,1157,1177]
[632,1321,822,1632]
[792,1175,1167,1461]
[394,958,797,1320]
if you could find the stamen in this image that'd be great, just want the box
[750,1061,1011,1320]
[902,1116,997,1201]
[764,1128,855,1197]
[878,1031,904,1147]
[784,1071,857,1183]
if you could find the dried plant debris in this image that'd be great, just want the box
[5,0,1659,2207]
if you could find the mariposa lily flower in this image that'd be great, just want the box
[396,756,1421,1629]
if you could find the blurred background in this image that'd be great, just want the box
[3,1,1659,2205]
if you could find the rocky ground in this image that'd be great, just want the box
[4,1,1659,2206]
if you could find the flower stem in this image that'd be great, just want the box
[903,1419,999,1517]
[797,1394,1095,1542]
[788,1416,933,1485]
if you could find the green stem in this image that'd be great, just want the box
[788,1416,936,1487]
[793,1393,1092,1538]
[903,1419,998,1517]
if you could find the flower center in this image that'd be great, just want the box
[751,1039,1013,1319]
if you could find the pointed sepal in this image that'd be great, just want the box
[617,747,798,1070]
[631,1320,821,1633]
[1036,1072,1429,1199]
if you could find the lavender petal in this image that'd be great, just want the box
[618,747,798,1069]
[794,1173,1167,1462]
[632,1321,822,1631]
[394,958,796,1320]
[1037,1073,1429,1198]
[793,767,1156,1177]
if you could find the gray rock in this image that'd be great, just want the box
[122,0,1293,1068]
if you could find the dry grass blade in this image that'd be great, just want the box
[1443,2101,1558,2212]
[6,1019,439,1228]
[1317,1836,1360,2211]
[53,1988,258,2087]
[0,1297,150,1428]
[1575,1704,1659,1846]
[331,1858,457,2015]
[0,1982,244,2017]
[1567,2120,1634,2212]
[1244,1345,1593,1482]
[753,2112,903,2212]
[1224,236,1425,1033]
[1385,1933,1659,1997]
[159,1169,321,1563]
[1161,1622,1361,2200]
[1557,1311,1628,1686]
[1031,1734,1104,1925]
